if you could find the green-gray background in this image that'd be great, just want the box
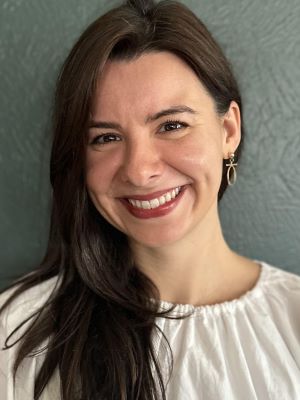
[1,0,300,289]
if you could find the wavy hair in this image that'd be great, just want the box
[0,0,244,398]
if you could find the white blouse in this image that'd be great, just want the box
[1,260,300,399]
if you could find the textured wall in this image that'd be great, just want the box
[0,0,299,289]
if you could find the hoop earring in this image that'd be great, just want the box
[225,153,238,186]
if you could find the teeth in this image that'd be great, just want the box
[159,195,166,205]
[149,198,160,209]
[128,187,182,210]
[141,200,151,209]
[165,192,171,202]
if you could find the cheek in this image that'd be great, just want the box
[168,137,221,176]
[85,150,120,195]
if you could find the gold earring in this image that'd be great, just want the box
[225,153,238,186]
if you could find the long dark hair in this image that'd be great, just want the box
[0,0,244,398]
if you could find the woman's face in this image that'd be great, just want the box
[86,51,240,247]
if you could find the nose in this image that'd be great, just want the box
[119,138,164,187]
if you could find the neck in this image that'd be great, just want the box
[130,203,257,306]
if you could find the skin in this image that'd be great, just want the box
[86,51,260,306]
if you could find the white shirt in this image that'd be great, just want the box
[1,260,300,399]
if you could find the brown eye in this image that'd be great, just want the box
[159,120,188,133]
[91,134,122,145]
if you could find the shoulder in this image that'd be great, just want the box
[259,259,300,288]
[0,277,60,399]
[257,259,300,324]
[255,260,300,359]
[0,276,59,339]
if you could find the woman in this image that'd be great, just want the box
[1,0,300,399]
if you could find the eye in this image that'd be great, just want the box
[90,133,122,145]
[159,119,188,133]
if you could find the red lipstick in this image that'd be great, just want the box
[120,186,186,219]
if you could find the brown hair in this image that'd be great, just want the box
[1,0,244,398]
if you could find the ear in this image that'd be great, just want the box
[221,101,241,158]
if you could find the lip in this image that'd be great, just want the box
[122,185,184,201]
[119,185,187,219]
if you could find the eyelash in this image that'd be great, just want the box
[90,119,188,145]
[90,133,122,146]
[159,119,188,133]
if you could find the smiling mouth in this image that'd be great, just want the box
[125,186,182,210]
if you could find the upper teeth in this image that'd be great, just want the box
[128,187,181,209]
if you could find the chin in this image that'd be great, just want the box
[129,227,187,249]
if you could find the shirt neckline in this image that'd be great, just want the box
[157,260,269,316]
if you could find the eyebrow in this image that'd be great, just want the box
[145,105,198,122]
[88,105,197,130]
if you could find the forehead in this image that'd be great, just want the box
[92,51,213,120]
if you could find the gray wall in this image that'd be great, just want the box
[0,0,299,289]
